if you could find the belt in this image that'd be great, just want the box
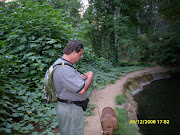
[58,98,85,105]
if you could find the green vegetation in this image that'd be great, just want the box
[0,0,179,134]
[114,108,141,135]
[0,1,82,134]
[85,104,95,116]
[115,94,141,135]
[115,93,126,105]
[84,0,180,65]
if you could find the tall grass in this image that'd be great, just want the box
[114,108,142,135]
[114,94,141,135]
[115,94,126,105]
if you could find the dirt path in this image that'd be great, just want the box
[84,66,168,135]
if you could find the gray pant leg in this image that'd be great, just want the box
[56,102,84,135]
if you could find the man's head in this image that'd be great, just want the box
[63,40,84,64]
[63,40,84,55]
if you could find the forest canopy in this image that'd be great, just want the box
[83,0,180,65]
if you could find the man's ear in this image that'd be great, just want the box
[72,50,76,54]
[71,50,76,56]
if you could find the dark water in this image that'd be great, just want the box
[134,77,180,135]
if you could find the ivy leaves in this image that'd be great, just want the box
[0,0,74,134]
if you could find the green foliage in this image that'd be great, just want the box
[81,59,144,90]
[45,0,82,27]
[0,0,74,77]
[83,0,180,66]
[115,94,126,105]
[85,104,95,116]
[0,0,75,134]
[157,0,180,26]
[83,0,143,65]
[149,28,180,65]
[133,34,151,62]
[114,108,142,135]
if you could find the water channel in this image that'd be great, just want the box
[133,76,180,135]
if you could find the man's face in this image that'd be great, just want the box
[72,49,83,64]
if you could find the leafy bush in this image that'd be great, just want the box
[0,1,75,134]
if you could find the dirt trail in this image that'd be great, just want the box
[84,66,168,135]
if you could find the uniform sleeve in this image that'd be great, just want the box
[54,65,85,93]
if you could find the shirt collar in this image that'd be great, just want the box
[60,57,73,65]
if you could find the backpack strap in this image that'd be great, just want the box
[52,62,83,100]
[53,62,83,74]
[44,62,84,103]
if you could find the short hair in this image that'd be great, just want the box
[63,40,84,55]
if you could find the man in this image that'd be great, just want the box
[53,40,94,135]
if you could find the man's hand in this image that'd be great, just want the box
[81,74,88,80]
[81,71,93,80]
[78,71,94,95]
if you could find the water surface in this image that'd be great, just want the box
[134,77,180,135]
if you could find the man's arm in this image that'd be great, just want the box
[78,71,94,95]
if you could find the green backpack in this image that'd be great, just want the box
[43,62,67,103]
[43,62,83,103]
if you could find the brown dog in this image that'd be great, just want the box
[101,107,119,135]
